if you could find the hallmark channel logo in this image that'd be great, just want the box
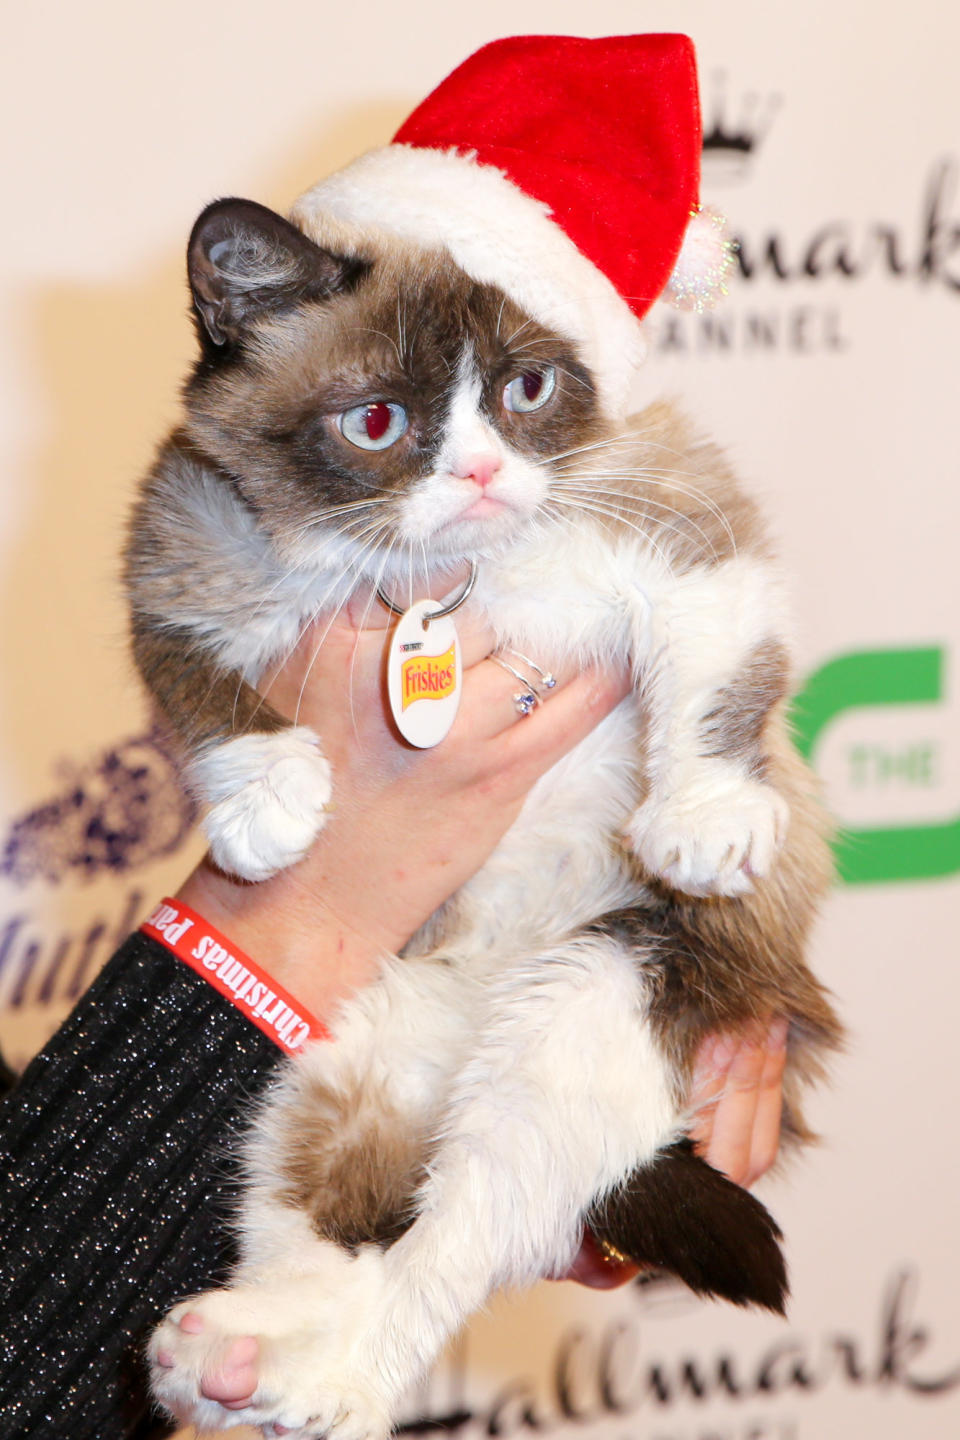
[397,1266,960,1438]
[653,71,959,358]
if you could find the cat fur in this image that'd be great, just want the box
[128,197,842,1438]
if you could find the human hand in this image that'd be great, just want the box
[564,1018,788,1288]
[178,585,631,1015]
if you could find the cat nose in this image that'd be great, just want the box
[453,454,502,489]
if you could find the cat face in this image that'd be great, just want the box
[182,199,605,579]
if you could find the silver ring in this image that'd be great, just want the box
[490,654,551,719]
[376,562,478,620]
[490,655,540,699]
[503,648,557,692]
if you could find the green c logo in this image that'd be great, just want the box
[791,646,960,884]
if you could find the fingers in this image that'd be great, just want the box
[266,602,497,722]
[454,649,584,740]
[267,584,624,757]
[560,1229,641,1289]
[495,661,631,757]
[689,1019,788,1188]
[691,1026,765,1184]
[746,1017,788,1186]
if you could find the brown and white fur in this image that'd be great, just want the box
[129,198,841,1438]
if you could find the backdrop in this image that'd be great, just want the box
[2,3,957,1438]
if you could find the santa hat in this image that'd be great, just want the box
[291,35,731,419]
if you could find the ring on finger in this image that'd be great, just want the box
[502,648,557,692]
[490,655,544,718]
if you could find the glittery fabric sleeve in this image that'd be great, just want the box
[0,927,284,1439]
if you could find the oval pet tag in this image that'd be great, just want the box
[386,599,462,748]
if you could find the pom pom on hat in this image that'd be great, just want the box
[666,205,737,312]
[293,34,730,417]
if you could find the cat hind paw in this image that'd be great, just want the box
[149,1291,391,1440]
[193,728,332,881]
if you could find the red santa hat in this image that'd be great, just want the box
[292,34,730,419]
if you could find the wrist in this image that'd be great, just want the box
[175,855,388,1019]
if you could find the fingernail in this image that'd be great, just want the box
[694,1034,737,1083]
[710,1034,739,1070]
[767,1016,789,1050]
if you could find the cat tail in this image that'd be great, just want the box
[585,1138,788,1314]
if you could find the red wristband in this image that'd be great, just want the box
[141,897,327,1055]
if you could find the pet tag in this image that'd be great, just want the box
[386,600,462,748]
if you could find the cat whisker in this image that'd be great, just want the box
[235,507,388,633]
[546,496,674,573]
[396,296,406,368]
[406,309,428,365]
[285,526,404,728]
[352,325,403,368]
[502,316,537,348]
[344,534,406,733]
[506,341,593,393]
[552,463,738,557]
[549,432,734,507]
[545,491,685,572]
[550,476,717,540]
[286,497,393,544]
[548,479,724,564]
[544,432,641,466]
[298,490,396,523]
[241,524,396,733]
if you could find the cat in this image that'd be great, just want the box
[128,195,842,1438]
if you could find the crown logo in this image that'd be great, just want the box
[701,72,781,182]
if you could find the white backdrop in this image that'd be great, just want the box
[2,3,958,1438]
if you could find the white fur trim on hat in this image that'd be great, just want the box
[291,145,646,421]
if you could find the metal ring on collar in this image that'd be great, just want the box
[376,562,478,621]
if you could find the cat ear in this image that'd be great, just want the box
[187,198,364,347]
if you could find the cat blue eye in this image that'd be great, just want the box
[502,366,556,414]
[338,401,408,451]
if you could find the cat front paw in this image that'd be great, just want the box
[192,728,332,881]
[149,1285,392,1440]
[626,767,789,898]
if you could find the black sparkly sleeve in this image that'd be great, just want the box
[0,928,284,1439]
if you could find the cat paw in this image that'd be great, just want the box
[149,1274,392,1439]
[192,728,332,881]
[626,769,789,898]
[149,1294,265,1434]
